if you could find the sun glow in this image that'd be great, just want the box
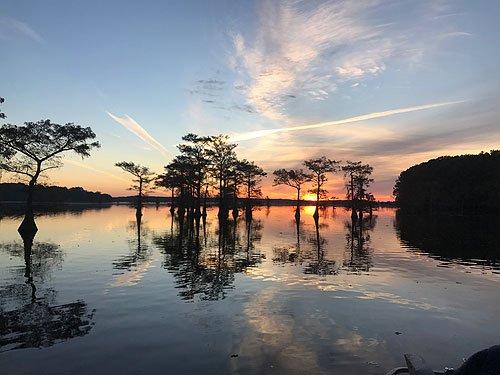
[302,193,317,201]
[303,205,317,216]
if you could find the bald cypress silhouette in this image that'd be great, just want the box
[157,133,266,221]
[304,156,340,219]
[273,168,312,219]
[0,119,100,235]
[115,162,156,218]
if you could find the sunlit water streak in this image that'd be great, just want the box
[0,205,499,374]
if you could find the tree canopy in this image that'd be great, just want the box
[273,168,312,216]
[156,133,267,219]
[0,120,100,181]
[342,161,374,215]
[304,156,340,205]
[115,161,155,197]
[394,151,500,213]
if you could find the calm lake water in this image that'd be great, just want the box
[1,205,499,374]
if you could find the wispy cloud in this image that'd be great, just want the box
[231,101,465,142]
[0,16,43,43]
[107,112,171,158]
[228,0,466,121]
[438,31,473,39]
[65,159,129,183]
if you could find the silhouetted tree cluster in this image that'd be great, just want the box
[274,158,374,220]
[342,161,374,220]
[156,134,266,221]
[393,151,500,213]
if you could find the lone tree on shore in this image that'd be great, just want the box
[304,156,340,218]
[273,168,312,219]
[0,119,100,235]
[115,161,155,217]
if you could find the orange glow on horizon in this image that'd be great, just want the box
[302,193,317,201]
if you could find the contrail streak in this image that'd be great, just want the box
[107,112,171,158]
[230,101,465,142]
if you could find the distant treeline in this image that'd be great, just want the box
[0,183,396,206]
[394,151,500,213]
[0,183,112,203]
[115,196,396,207]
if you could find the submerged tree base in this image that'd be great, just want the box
[18,213,38,240]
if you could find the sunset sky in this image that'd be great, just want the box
[1,0,499,200]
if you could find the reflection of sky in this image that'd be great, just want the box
[0,205,499,373]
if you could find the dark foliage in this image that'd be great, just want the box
[0,183,112,203]
[394,151,500,213]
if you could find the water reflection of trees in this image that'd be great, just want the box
[271,216,339,276]
[0,241,64,281]
[153,213,263,301]
[343,215,376,273]
[0,233,94,352]
[272,210,377,276]
[112,217,152,271]
[272,218,304,264]
[395,212,500,269]
[304,218,339,275]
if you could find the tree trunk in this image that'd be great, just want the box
[202,186,208,217]
[314,175,320,219]
[218,174,225,218]
[232,183,239,219]
[170,188,175,213]
[295,187,301,219]
[136,178,143,219]
[245,179,252,220]
[19,163,41,236]
[351,208,358,221]
[196,181,202,217]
